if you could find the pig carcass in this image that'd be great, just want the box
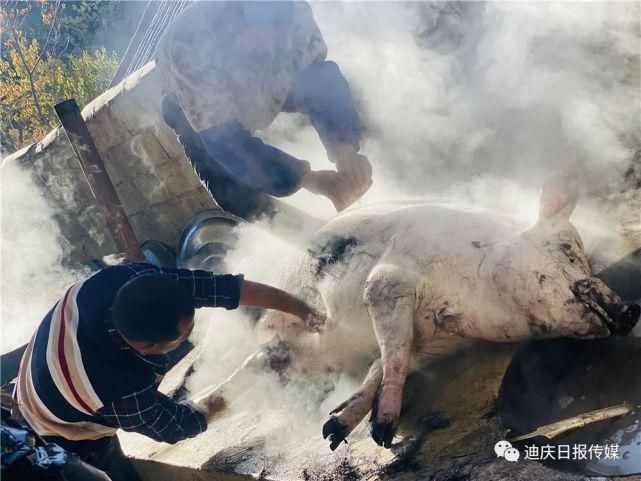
[209,194,640,452]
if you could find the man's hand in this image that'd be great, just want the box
[331,144,373,194]
[302,308,326,332]
[300,170,360,211]
[299,144,373,210]
[239,280,326,332]
[192,389,227,422]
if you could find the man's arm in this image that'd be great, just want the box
[283,61,372,195]
[200,123,367,212]
[286,1,371,195]
[118,263,324,329]
[239,280,324,330]
[285,2,361,156]
[98,384,207,445]
[199,121,311,197]
[283,61,363,156]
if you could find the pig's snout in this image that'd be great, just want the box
[604,302,640,336]
[571,278,640,336]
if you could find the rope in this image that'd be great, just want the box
[124,0,190,77]
[126,0,168,74]
[129,0,174,75]
[110,0,191,86]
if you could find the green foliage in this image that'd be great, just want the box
[53,1,123,57]
[0,1,123,152]
[4,1,125,60]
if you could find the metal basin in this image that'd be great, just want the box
[177,210,243,272]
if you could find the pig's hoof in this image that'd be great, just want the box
[322,416,348,451]
[371,420,396,449]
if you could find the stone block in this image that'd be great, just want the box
[130,170,174,207]
[86,106,132,154]
[111,178,148,218]
[128,209,175,246]
[153,159,203,197]
[154,122,187,161]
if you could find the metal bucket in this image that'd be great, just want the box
[177,209,243,272]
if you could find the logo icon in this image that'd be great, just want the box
[504,447,520,462]
[495,440,520,462]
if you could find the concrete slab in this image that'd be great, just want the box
[121,342,628,481]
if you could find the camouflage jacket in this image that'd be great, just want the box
[155,1,328,133]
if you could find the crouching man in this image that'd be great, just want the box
[13,263,322,481]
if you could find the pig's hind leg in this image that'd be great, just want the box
[365,265,417,448]
[322,359,382,450]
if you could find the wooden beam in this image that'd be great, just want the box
[55,99,145,261]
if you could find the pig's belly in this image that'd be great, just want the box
[313,202,521,307]
[311,203,526,358]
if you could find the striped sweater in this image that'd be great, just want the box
[15,263,242,444]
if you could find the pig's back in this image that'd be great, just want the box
[314,202,524,262]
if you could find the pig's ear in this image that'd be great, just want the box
[539,174,580,222]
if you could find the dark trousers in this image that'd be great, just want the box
[45,435,141,481]
[39,341,194,481]
[161,97,278,222]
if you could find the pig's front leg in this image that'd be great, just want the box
[365,265,417,448]
[322,359,382,450]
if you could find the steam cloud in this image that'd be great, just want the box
[1,0,639,473]
[265,1,639,217]
[184,1,640,472]
[0,160,86,352]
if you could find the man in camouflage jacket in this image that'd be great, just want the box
[156,1,372,215]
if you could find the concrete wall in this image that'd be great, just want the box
[2,62,216,265]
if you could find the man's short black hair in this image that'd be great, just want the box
[112,275,195,343]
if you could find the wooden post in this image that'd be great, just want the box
[55,99,145,260]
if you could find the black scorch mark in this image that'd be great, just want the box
[432,303,463,335]
[526,313,553,336]
[560,242,578,264]
[309,235,359,277]
[261,337,292,374]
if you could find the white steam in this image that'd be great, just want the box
[0,0,638,473]
[0,160,86,353]
[264,1,639,213]
[184,1,639,473]
[319,1,638,194]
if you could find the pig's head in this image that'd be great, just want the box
[494,177,640,339]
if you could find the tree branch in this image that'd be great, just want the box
[9,24,47,125]
[30,0,61,75]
